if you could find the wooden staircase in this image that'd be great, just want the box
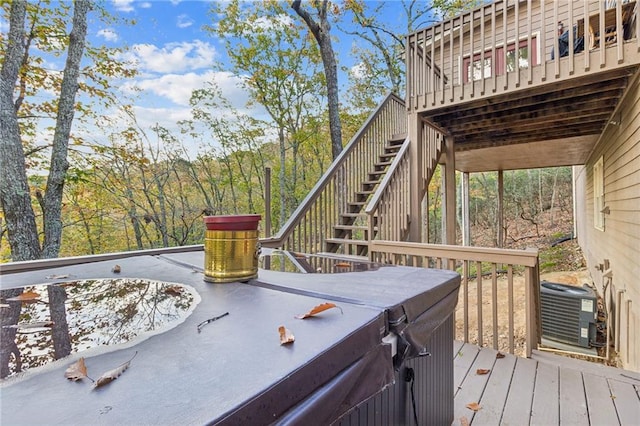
[324,134,406,257]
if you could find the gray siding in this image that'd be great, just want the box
[576,71,640,371]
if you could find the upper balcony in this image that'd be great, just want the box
[406,0,640,172]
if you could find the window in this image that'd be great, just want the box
[463,36,538,83]
[593,156,604,231]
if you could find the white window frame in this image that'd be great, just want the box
[593,156,604,231]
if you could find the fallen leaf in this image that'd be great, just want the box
[476,368,490,375]
[279,326,295,345]
[335,262,351,268]
[112,265,121,273]
[295,302,343,319]
[460,416,470,426]
[94,352,137,389]
[65,358,88,382]
[496,352,506,359]
[466,402,481,411]
[164,286,183,297]
[6,291,41,303]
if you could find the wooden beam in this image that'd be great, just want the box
[442,134,456,245]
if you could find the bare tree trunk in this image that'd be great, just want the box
[291,0,343,159]
[0,0,41,262]
[0,289,23,378]
[41,0,90,259]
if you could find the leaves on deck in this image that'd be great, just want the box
[496,352,506,359]
[295,302,343,319]
[111,265,121,273]
[460,416,470,426]
[466,402,482,411]
[279,326,295,345]
[476,368,490,375]
[65,358,89,382]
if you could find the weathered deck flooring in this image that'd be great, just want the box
[452,341,640,425]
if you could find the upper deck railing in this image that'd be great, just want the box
[407,0,640,113]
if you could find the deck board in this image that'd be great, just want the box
[583,374,618,425]
[500,356,537,425]
[453,342,640,425]
[609,379,640,425]
[452,346,498,423]
[472,350,517,425]
[530,361,560,426]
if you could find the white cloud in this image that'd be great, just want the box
[139,2,152,8]
[177,14,194,29]
[350,62,368,80]
[112,0,135,13]
[123,40,217,74]
[97,28,119,42]
[127,70,246,107]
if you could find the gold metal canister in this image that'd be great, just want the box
[204,229,259,283]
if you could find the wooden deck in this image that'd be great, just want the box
[452,341,640,425]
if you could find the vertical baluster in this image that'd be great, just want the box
[541,0,547,80]
[554,1,560,77]
[616,0,623,62]
[508,265,514,353]
[470,9,475,98]
[599,0,605,67]
[450,17,455,102]
[527,0,533,83]
[492,2,497,92]
[515,0,520,87]
[476,261,483,347]
[460,14,465,100]
[492,263,498,350]
[503,0,509,89]
[480,6,486,95]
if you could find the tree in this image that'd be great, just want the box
[291,0,343,160]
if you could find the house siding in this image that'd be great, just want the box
[575,72,640,371]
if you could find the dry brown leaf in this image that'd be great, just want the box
[112,265,121,273]
[476,368,490,375]
[279,326,295,345]
[164,286,183,297]
[93,352,137,389]
[65,358,88,382]
[466,402,482,412]
[460,416,470,426]
[334,262,351,268]
[496,352,506,359]
[295,302,343,319]
[6,291,41,303]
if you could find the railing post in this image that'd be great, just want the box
[524,259,541,358]
[408,114,423,241]
[442,135,456,245]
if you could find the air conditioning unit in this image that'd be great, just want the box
[540,281,597,348]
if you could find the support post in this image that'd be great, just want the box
[408,114,423,242]
[442,135,456,245]
[462,172,470,246]
[497,170,504,248]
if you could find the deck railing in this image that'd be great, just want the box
[261,93,406,261]
[407,0,640,112]
[370,240,541,357]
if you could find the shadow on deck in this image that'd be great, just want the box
[452,341,640,425]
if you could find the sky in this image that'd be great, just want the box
[2,1,418,158]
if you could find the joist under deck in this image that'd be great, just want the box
[452,341,640,425]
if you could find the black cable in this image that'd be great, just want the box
[404,367,419,425]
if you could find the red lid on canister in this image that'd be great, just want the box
[204,215,262,231]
